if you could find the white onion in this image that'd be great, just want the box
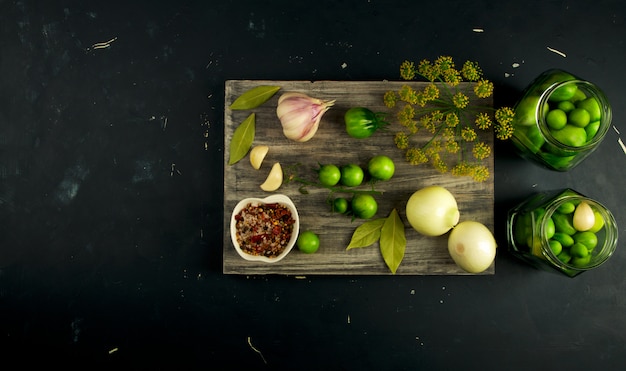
[405,186,460,237]
[447,221,497,273]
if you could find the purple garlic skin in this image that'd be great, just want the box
[276,92,335,142]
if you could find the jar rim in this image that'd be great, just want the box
[536,80,612,150]
[540,194,618,271]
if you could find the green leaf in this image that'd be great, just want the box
[230,85,281,110]
[228,113,255,165]
[346,218,385,250]
[380,209,406,274]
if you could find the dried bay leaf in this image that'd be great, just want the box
[346,218,385,250]
[229,85,281,110]
[228,113,255,165]
[379,209,406,274]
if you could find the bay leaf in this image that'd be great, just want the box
[228,113,255,165]
[229,85,281,110]
[346,218,385,250]
[379,209,406,274]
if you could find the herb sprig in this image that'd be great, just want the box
[283,163,383,196]
[383,56,515,182]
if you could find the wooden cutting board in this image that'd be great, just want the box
[223,80,494,275]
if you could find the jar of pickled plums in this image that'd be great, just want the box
[510,69,612,171]
[507,189,618,277]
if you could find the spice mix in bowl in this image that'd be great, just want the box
[230,194,299,263]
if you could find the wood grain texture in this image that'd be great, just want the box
[223,80,495,275]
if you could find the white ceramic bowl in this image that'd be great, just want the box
[230,194,299,263]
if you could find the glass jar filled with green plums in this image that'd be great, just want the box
[507,189,618,277]
[510,69,612,171]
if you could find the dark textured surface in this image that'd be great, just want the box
[1,0,625,369]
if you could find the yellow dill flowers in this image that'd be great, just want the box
[494,107,515,140]
[452,92,470,109]
[475,112,492,130]
[473,142,491,160]
[394,132,410,150]
[474,79,494,98]
[461,127,477,142]
[384,56,515,182]
[405,148,428,165]
[400,60,416,80]
[383,91,397,108]
[461,61,482,81]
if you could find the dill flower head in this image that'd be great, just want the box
[400,60,416,80]
[418,59,438,81]
[495,107,515,125]
[394,132,410,150]
[397,103,416,123]
[495,121,515,140]
[430,110,444,122]
[474,79,494,98]
[445,112,460,128]
[472,142,491,160]
[415,92,430,107]
[461,126,477,142]
[434,56,455,74]
[442,68,461,86]
[452,92,470,109]
[470,165,490,182]
[461,61,482,81]
[451,162,471,177]
[423,83,440,101]
[405,147,428,165]
[475,112,492,130]
[445,139,460,154]
[383,91,397,108]
[495,107,515,140]
[398,85,418,105]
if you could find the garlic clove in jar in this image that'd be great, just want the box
[573,201,595,231]
[276,92,335,142]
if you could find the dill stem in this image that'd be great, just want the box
[289,176,383,196]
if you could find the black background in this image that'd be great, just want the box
[1,0,625,369]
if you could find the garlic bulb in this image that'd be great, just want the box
[276,92,336,142]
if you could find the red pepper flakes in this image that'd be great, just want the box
[235,202,295,258]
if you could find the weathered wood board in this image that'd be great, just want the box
[223,80,494,275]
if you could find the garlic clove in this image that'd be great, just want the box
[260,162,283,191]
[249,145,269,170]
[573,201,595,231]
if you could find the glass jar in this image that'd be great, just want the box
[507,189,618,277]
[510,69,612,171]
